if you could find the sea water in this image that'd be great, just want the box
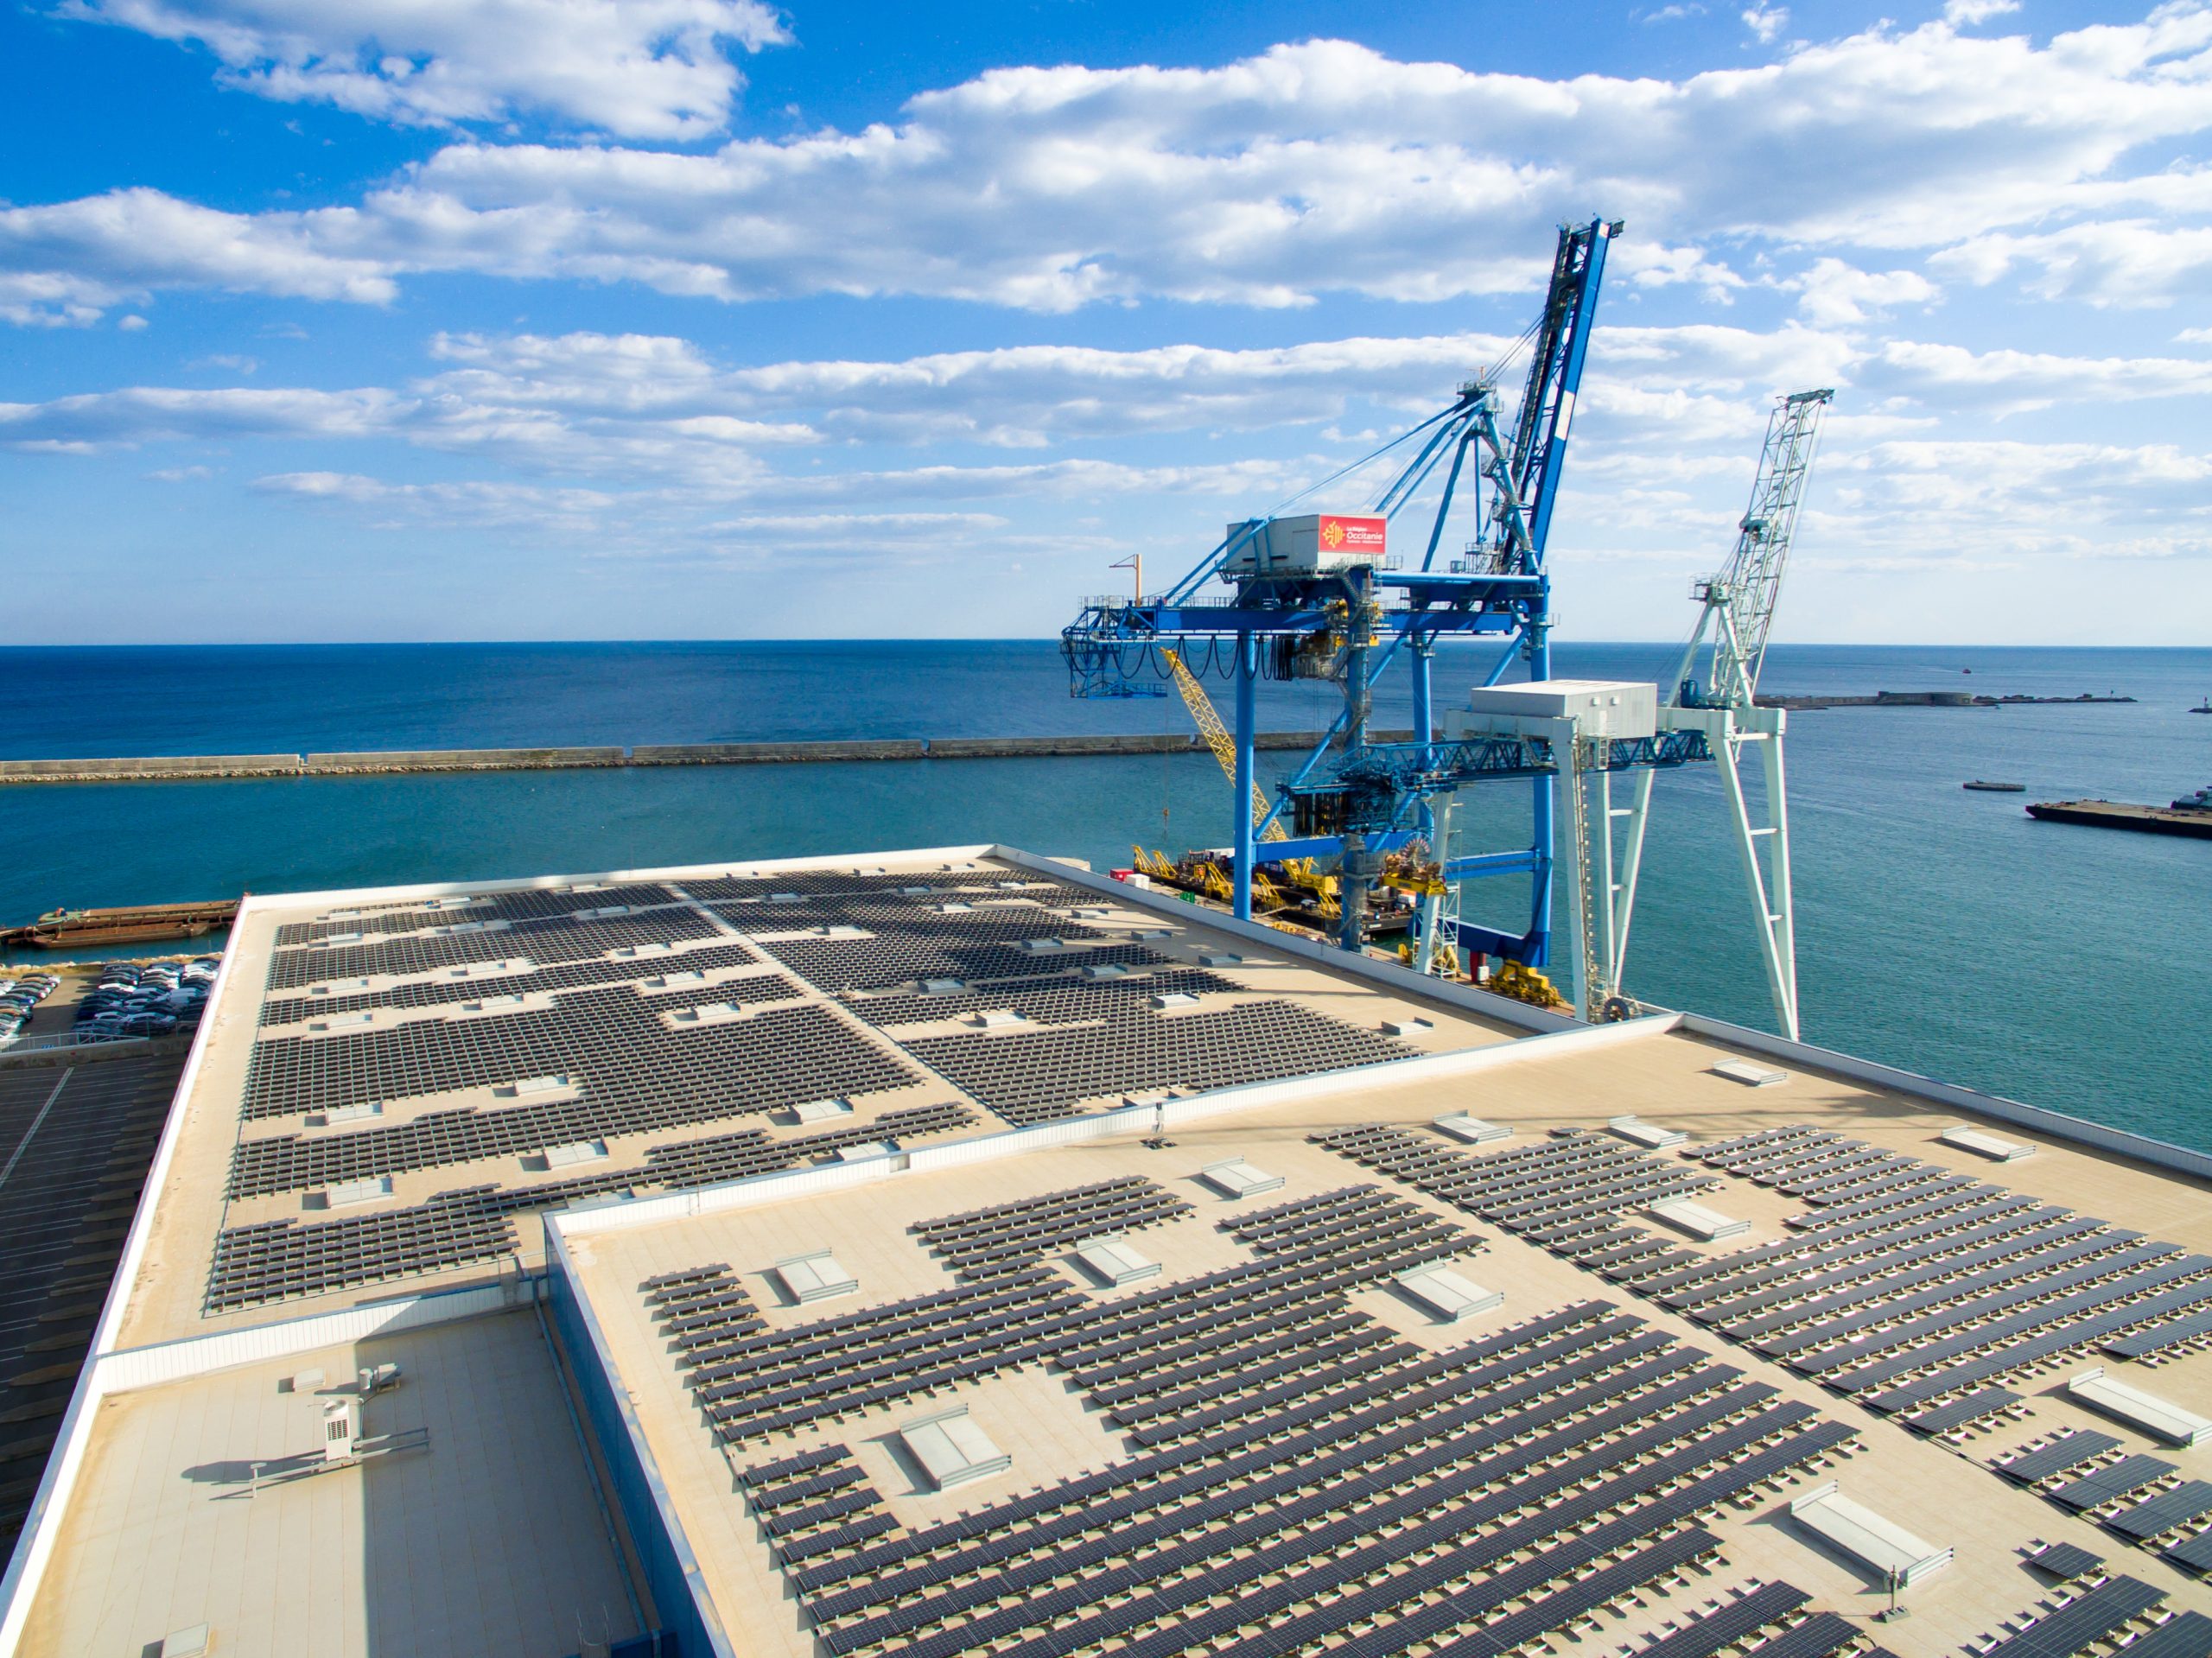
[2,641,2206,1147]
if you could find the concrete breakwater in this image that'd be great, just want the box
[0,729,1413,785]
[1758,690,2139,711]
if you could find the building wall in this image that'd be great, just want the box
[545,1228,734,1658]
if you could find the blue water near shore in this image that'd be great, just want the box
[3,641,2208,1147]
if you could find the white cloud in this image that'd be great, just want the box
[1742,6,1789,44]
[64,0,788,138]
[1934,219,2212,307]
[0,187,394,324]
[1868,339,2212,414]
[1788,257,1938,326]
[252,470,619,534]
[1943,0,2020,23]
[15,16,2212,321]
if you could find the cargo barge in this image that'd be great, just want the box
[3,899,239,950]
[2024,791,2212,841]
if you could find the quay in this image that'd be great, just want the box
[0,729,1414,785]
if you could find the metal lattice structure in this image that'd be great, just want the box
[1607,388,1836,1039]
[1062,219,1711,969]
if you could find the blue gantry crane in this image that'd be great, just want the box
[1062,218,1709,969]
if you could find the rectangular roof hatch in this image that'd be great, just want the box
[774,1250,858,1304]
[899,1407,1011,1491]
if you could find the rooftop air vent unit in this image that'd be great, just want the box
[899,1406,1011,1491]
[1200,1158,1286,1200]
[775,1251,859,1304]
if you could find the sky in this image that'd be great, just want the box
[3,0,2210,645]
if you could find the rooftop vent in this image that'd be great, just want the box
[1711,1058,1789,1088]
[1645,1197,1751,1242]
[1382,1017,1434,1036]
[919,977,966,995]
[1200,1158,1286,1200]
[1433,1114,1511,1146]
[1149,992,1201,1010]
[1393,1265,1504,1324]
[775,1250,858,1304]
[1939,1125,2035,1162]
[1607,1115,1687,1150]
[321,1176,393,1208]
[1074,1236,1163,1287]
[785,1097,855,1126]
[1079,963,1131,981]
[899,1406,1011,1491]
[1787,1481,1952,1587]
[543,1140,610,1169]
[315,1101,385,1128]
[308,979,373,996]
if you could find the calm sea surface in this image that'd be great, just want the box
[3,641,2207,1147]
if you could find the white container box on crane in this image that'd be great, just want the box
[1221,514,1388,577]
[1443,679,1658,740]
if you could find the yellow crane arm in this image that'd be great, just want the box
[1160,647,1285,842]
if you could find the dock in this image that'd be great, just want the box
[0,729,1414,786]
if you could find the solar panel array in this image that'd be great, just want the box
[842,968,1240,1030]
[910,1176,1194,1281]
[206,1100,976,1312]
[272,882,677,946]
[1313,1115,2212,1598]
[259,945,797,1026]
[266,907,724,991]
[906,1001,1414,1125]
[695,1194,1861,1658]
[217,864,1465,1315]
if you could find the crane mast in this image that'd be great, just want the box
[1604,387,1834,1039]
[1061,219,1665,971]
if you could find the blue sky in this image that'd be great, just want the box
[3,0,2209,644]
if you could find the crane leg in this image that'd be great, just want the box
[1715,711,1799,1040]
[1608,765,1658,997]
[1232,631,1255,922]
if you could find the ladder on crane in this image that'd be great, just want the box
[1602,388,1834,1039]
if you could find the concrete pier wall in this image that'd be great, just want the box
[0,731,1414,785]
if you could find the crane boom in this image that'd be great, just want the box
[1677,389,1834,711]
[1604,387,1836,1040]
[1161,648,1286,842]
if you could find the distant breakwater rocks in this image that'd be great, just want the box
[0,730,1411,785]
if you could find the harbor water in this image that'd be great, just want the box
[3,640,2207,1148]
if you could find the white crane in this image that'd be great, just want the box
[1605,388,1834,1040]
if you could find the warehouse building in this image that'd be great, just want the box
[4,848,2210,1658]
